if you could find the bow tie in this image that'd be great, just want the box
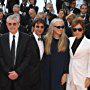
[38,38,43,41]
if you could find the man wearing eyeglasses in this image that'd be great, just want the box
[0,14,31,90]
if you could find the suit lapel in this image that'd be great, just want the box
[16,32,23,59]
[70,36,85,56]
[4,33,11,56]
[74,36,86,56]
[32,35,40,59]
[69,37,75,56]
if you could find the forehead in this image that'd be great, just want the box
[73,24,82,28]
[81,5,87,9]
[35,23,44,26]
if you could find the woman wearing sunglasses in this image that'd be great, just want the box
[66,18,90,90]
[43,18,70,90]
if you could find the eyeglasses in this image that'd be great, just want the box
[73,28,83,32]
[36,26,44,29]
[54,25,65,30]
[7,22,17,26]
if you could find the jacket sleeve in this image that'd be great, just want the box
[63,40,70,74]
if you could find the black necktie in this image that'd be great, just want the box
[11,35,15,67]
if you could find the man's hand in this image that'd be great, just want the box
[8,71,19,80]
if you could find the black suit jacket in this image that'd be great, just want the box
[67,6,80,15]
[0,32,31,90]
[26,34,44,90]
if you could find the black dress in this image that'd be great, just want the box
[43,38,70,90]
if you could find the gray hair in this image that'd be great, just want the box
[50,18,64,25]
[6,14,20,23]
[13,4,20,9]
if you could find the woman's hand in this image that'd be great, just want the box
[61,73,67,85]
[85,78,90,88]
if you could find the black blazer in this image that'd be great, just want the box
[26,34,44,90]
[0,32,31,90]
[67,6,80,15]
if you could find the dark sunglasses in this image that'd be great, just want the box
[73,28,83,32]
[36,26,44,29]
[54,25,65,29]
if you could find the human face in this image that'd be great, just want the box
[70,1,76,8]
[6,19,20,34]
[13,7,20,14]
[29,0,35,4]
[80,5,88,14]
[29,9,36,19]
[53,21,65,38]
[34,23,44,37]
[73,24,84,39]
[58,10,64,19]
[0,12,3,20]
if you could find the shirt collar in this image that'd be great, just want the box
[9,31,19,39]
[33,32,41,42]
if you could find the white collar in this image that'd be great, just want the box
[33,32,41,42]
[9,31,19,38]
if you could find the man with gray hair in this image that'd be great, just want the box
[6,0,19,13]
[0,14,31,90]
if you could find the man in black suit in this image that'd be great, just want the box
[28,19,45,90]
[80,4,90,24]
[6,0,19,13]
[67,0,80,15]
[0,14,31,90]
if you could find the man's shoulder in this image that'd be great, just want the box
[19,31,30,39]
[0,33,9,39]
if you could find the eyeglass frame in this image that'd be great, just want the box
[54,25,65,30]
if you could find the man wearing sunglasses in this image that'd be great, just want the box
[66,18,90,90]
[26,19,45,90]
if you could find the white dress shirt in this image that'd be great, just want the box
[9,31,19,64]
[33,32,44,60]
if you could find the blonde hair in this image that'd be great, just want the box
[45,18,68,55]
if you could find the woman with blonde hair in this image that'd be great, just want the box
[43,18,70,90]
